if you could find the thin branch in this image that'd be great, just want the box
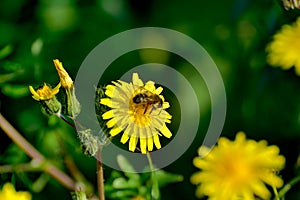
[64,155,94,194]
[0,113,77,191]
[0,163,39,173]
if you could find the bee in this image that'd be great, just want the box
[132,87,163,114]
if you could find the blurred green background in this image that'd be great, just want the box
[1,0,300,199]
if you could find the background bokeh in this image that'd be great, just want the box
[1,0,300,199]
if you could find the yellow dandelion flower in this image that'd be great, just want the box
[190,132,285,200]
[29,83,61,101]
[53,59,73,89]
[266,17,300,75]
[100,73,172,154]
[0,183,31,200]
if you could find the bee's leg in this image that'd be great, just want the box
[157,108,163,115]
[144,105,148,114]
[149,107,154,114]
[144,104,152,114]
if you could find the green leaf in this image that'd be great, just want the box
[117,155,140,180]
[112,177,139,189]
[1,84,30,98]
[38,130,61,158]
[108,190,137,199]
[154,170,184,188]
[3,144,28,164]
[0,73,17,83]
[0,44,13,59]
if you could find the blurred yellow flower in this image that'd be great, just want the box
[190,132,285,200]
[266,17,300,75]
[29,83,61,101]
[100,73,172,154]
[0,183,31,200]
[53,59,73,89]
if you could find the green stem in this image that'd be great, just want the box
[273,184,280,200]
[278,174,300,198]
[0,113,77,191]
[146,152,160,200]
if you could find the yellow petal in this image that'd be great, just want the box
[121,132,130,144]
[163,102,170,109]
[249,180,271,199]
[52,82,61,94]
[160,124,172,138]
[147,136,153,151]
[102,110,114,119]
[53,59,73,89]
[100,98,112,107]
[106,118,116,128]
[105,85,115,97]
[29,85,41,101]
[155,86,163,94]
[144,81,155,92]
[140,138,147,154]
[165,112,172,119]
[132,73,144,86]
[153,134,161,149]
[110,126,122,136]
[129,135,138,152]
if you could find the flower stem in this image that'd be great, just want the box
[0,113,77,191]
[272,184,280,200]
[146,152,160,200]
[57,113,75,128]
[96,149,105,200]
[278,174,300,198]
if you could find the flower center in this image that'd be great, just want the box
[129,103,152,127]
[217,151,254,187]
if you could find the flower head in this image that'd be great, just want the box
[266,17,300,75]
[29,83,61,101]
[0,183,31,200]
[100,73,172,154]
[190,132,285,200]
[53,59,73,89]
